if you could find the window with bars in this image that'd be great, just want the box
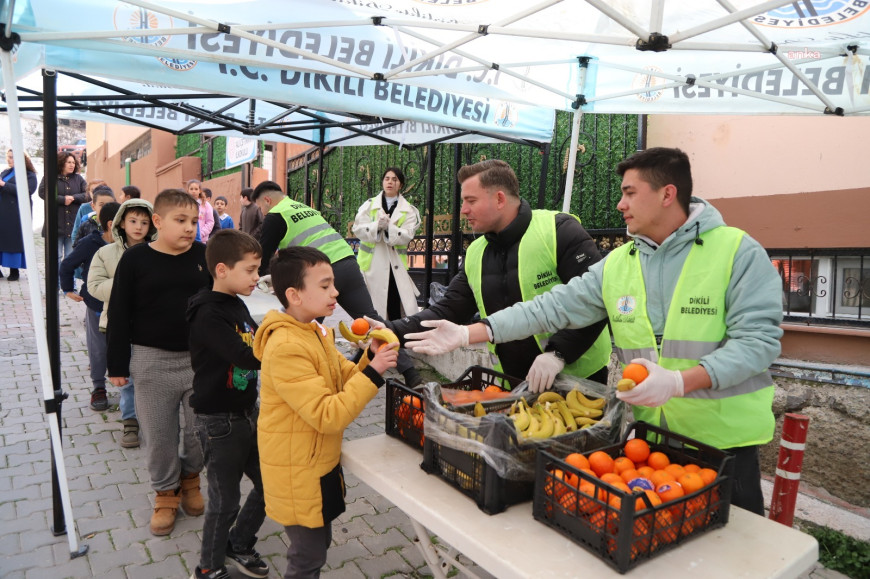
[769,250,870,327]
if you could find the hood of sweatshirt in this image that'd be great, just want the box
[111,198,158,247]
[629,196,726,256]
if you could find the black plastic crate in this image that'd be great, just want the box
[532,421,734,574]
[384,366,522,451]
[385,379,426,451]
[421,376,621,515]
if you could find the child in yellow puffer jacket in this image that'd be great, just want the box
[253,246,398,578]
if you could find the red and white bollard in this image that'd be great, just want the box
[769,413,810,527]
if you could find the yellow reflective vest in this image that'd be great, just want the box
[602,226,775,449]
[466,210,611,381]
[271,197,353,263]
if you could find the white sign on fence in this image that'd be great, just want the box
[225,137,258,169]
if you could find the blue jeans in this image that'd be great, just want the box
[84,308,107,391]
[194,407,266,570]
[57,236,73,282]
[120,379,136,420]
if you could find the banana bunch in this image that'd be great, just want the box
[338,321,400,351]
[508,393,604,440]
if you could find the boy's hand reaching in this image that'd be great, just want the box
[109,376,129,387]
[368,341,399,375]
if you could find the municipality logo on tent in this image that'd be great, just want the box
[632,66,667,103]
[113,6,197,71]
[754,0,870,28]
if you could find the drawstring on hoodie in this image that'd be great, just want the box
[629,241,637,256]
[689,222,704,246]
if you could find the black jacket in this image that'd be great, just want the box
[0,168,37,254]
[187,288,261,414]
[38,173,88,238]
[391,200,608,380]
[59,230,107,311]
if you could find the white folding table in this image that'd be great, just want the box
[342,435,818,578]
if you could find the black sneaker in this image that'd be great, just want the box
[89,389,108,411]
[226,543,269,578]
[190,566,230,579]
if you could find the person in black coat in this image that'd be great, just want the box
[0,149,38,281]
[38,152,89,276]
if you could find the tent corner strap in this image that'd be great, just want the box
[0,25,20,52]
[635,33,671,53]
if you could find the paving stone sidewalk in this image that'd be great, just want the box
[0,237,840,579]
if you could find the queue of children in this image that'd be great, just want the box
[57,177,395,578]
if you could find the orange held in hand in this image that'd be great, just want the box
[622,363,649,384]
[351,318,370,336]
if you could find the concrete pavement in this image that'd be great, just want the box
[0,237,852,578]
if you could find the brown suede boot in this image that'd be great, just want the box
[179,472,204,516]
[151,489,181,536]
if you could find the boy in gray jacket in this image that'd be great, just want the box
[88,198,157,448]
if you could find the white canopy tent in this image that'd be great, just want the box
[1,0,868,559]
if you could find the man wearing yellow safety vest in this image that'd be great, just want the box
[390,159,611,391]
[252,181,424,386]
[406,148,783,515]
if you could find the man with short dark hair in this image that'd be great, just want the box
[390,159,611,392]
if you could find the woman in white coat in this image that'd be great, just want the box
[353,167,422,320]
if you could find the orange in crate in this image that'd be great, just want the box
[588,451,615,477]
[624,438,651,464]
[564,452,591,472]
[698,467,718,486]
[647,451,670,471]
[577,481,601,514]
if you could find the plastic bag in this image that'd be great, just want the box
[422,375,625,480]
[428,281,448,306]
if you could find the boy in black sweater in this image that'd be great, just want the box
[60,202,121,411]
[187,229,268,579]
[107,189,211,537]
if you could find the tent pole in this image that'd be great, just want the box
[423,144,436,304]
[43,69,72,540]
[562,58,590,214]
[0,52,87,559]
[536,142,551,209]
[449,144,463,278]
[316,134,325,212]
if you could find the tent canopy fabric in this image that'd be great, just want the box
[8,71,551,148]
[5,0,869,118]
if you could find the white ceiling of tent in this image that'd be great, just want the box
[5,0,868,117]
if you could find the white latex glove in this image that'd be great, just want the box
[526,352,565,393]
[377,215,391,231]
[405,319,469,356]
[616,358,684,407]
[256,274,273,294]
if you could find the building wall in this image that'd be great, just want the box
[647,115,870,366]
[646,115,870,200]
